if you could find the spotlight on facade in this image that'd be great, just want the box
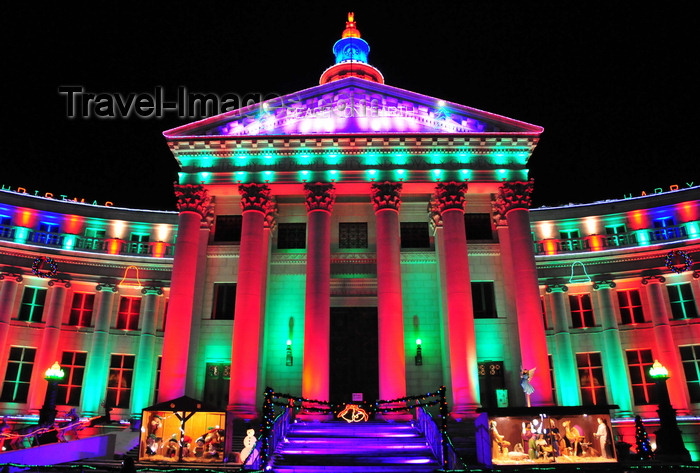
[286,340,293,366]
[415,339,422,366]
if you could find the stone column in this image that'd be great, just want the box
[228,183,272,418]
[0,275,22,384]
[495,180,553,405]
[546,284,580,405]
[131,288,161,416]
[594,280,633,415]
[30,281,69,412]
[434,182,479,416]
[159,184,211,402]
[371,182,407,402]
[301,183,335,407]
[643,277,690,411]
[81,285,117,416]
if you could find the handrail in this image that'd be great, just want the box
[258,385,450,471]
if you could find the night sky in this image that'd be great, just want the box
[4,3,697,211]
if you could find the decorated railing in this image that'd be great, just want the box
[253,386,462,471]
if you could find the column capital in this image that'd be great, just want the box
[140,286,164,295]
[545,283,568,293]
[174,184,212,219]
[494,179,535,220]
[641,274,667,285]
[370,181,402,212]
[0,272,23,282]
[434,181,468,213]
[592,280,617,290]
[264,198,279,234]
[239,183,272,213]
[304,182,336,213]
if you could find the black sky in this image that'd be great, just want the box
[4,2,698,211]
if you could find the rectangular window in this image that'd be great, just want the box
[106,354,134,409]
[477,361,505,409]
[153,356,162,403]
[472,282,497,318]
[541,297,548,330]
[83,228,106,250]
[680,345,700,403]
[576,352,607,406]
[548,354,557,404]
[212,283,236,320]
[560,229,581,251]
[569,294,595,328]
[35,222,62,245]
[277,223,306,249]
[465,213,493,240]
[339,222,368,249]
[204,363,231,411]
[129,232,150,254]
[69,293,95,327]
[626,349,657,405]
[0,347,36,403]
[668,284,698,319]
[116,297,141,330]
[400,222,430,248]
[18,287,47,322]
[605,224,629,246]
[57,351,87,406]
[213,215,243,243]
[617,289,645,324]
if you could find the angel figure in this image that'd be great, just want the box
[520,367,536,407]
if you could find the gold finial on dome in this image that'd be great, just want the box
[342,12,361,38]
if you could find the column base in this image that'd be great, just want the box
[449,403,480,421]
[227,404,258,420]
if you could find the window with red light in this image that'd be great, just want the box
[569,294,595,328]
[116,297,141,330]
[57,351,87,406]
[576,352,607,406]
[617,289,645,324]
[626,349,657,405]
[69,293,95,327]
[106,354,134,408]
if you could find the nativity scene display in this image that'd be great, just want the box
[139,396,226,463]
[488,413,616,465]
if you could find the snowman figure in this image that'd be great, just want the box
[239,429,257,463]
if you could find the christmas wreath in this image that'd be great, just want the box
[31,256,58,278]
[665,250,693,274]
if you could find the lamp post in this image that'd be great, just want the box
[38,361,64,427]
[649,360,690,462]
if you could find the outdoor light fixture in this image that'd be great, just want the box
[286,339,293,366]
[39,362,65,426]
[649,359,669,378]
[415,339,423,366]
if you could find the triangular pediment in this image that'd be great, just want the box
[163,78,542,139]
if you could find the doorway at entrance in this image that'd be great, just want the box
[329,307,379,405]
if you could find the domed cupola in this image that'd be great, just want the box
[319,12,384,85]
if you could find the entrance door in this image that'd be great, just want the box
[329,307,378,405]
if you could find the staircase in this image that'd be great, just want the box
[267,420,442,472]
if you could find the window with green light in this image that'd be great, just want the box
[679,345,700,403]
[129,232,150,255]
[17,287,47,323]
[559,229,581,251]
[0,346,36,403]
[667,283,698,319]
[605,224,630,246]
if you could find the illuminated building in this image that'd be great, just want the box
[0,13,698,461]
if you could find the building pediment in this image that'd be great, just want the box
[163,78,542,140]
